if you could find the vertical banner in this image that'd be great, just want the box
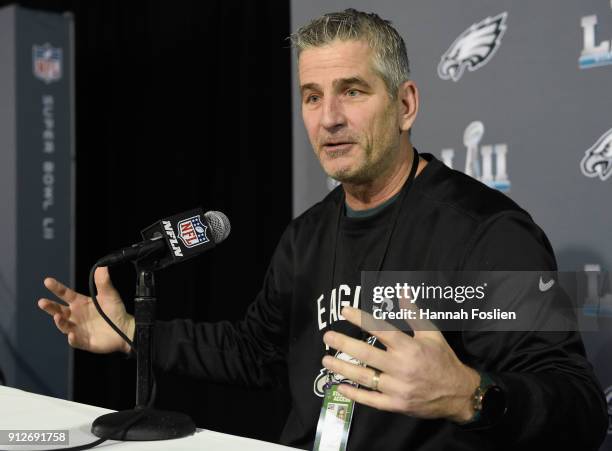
[291,1,612,447]
[0,5,74,399]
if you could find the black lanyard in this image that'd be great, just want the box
[326,147,420,352]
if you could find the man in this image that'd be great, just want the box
[39,9,607,450]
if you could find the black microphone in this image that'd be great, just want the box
[97,208,230,269]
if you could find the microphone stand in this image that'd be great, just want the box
[91,265,196,440]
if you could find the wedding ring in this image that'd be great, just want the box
[371,369,381,391]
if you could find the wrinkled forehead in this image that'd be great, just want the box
[297,39,379,85]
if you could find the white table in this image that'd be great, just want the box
[0,386,300,450]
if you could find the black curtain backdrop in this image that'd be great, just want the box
[1,0,292,442]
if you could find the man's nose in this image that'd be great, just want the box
[320,96,346,131]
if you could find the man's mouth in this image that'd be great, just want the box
[322,142,354,153]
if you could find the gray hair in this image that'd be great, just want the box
[290,9,411,98]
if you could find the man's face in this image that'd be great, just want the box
[299,39,402,184]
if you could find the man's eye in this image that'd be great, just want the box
[346,89,360,97]
[305,94,320,104]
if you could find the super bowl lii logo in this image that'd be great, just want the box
[582,265,612,318]
[440,121,510,193]
[579,3,612,69]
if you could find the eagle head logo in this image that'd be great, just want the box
[581,128,612,181]
[438,12,508,82]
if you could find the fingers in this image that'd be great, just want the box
[53,312,76,335]
[340,306,407,349]
[39,298,76,337]
[336,383,396,413]
[43,278,81,304]
[343,305,446,346]
[39,295,86,351]
[323,330,395,373]
[94,266,118,297]
[395,299,444,342]
[322,356,403,396]
[38,298,70,318]
[54,313,91,351]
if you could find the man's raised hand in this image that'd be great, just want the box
[37,267,135,354]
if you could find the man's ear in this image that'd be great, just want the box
[397,80,419,132]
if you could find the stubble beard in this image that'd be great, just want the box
[325,143,372,184]
[323,132,400,186]
[316,101,401,186]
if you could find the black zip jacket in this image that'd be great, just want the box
[153,153,608,450]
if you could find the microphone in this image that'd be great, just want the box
[90,208,231,441]
[97,208,230,269]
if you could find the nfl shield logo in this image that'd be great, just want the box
[178,216,210,248]
[33,43,63,84]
